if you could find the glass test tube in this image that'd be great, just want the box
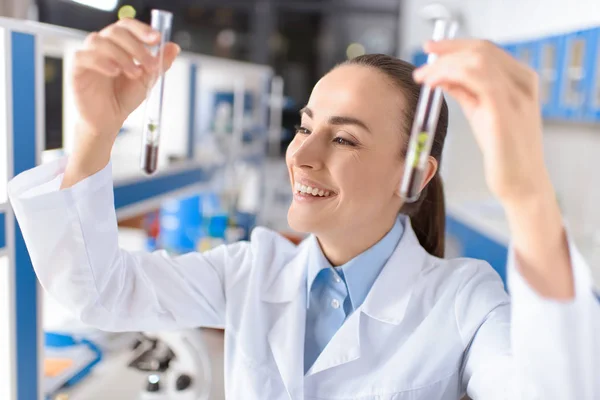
[400,18,458,202]
[140,10,173,175]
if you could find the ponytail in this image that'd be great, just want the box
[402,173,446,258]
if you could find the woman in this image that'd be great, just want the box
[9,19,599,399]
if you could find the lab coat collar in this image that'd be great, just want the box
[260,216,427,315]
[260,236,311,303]
[259,217,428,385]
[306,216,428,376]
[361,216,427,325]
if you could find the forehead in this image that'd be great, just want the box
[306,64,405,125]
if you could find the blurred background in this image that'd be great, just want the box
[0,1,599,399]
[31,0,403,151]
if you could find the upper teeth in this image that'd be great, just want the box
[295,182,331,197]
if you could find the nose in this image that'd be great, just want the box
[288,130,326,170]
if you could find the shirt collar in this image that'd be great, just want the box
[340,216,404,310]
[305,236,333,307]
[305,216,405,309]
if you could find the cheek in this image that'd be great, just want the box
[339,152,400,201]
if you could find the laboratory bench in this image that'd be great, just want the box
[446,195,600,289]
[52,328,226,400]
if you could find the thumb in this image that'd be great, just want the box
[163,42,181,72]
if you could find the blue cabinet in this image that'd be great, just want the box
[515,40,540,70]
[446,216,509,287]
[413,25,600,123]
[502,43,518,58]
[557,30,594,120]
[537,36,564,119]
[585,27,600,122]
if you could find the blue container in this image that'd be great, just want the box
[537,35,564,119]
[159,195,202,253]
[557,30,593,121]
[207,214,229,239]
[235,211,257,241]
[411,50,428,67]
[584,27,600,122]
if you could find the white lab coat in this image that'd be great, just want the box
[8,159,600,400]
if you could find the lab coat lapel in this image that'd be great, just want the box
[267,292,306,397]
[306,218,427,376]
[261,237,311,398]
[361,218,426,325]
[306,306,362,376]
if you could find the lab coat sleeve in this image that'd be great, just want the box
[8,158,252,332]
[459,241,600,400]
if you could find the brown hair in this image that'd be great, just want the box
[343,54,449,258]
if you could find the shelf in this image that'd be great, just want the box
[112,161,222,220]
[446,197,600,288]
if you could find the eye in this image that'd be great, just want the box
[333,137,357,147]
[294,125,311,135]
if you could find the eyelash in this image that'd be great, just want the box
[294,125,357,147]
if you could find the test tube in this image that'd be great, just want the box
[400,18,458,202]
[140,10,173,175]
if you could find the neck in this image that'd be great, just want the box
[316,213,397,266]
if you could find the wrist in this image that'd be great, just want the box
[501,179,574,299]
[502,176,562,234]
[498,171,556,212]
[61,122,117,189]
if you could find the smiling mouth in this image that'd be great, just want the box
[294,182,334,197]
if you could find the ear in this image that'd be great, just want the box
[420,156,439,190]
[394,156,439,197]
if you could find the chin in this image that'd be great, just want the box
[287,205,324,234]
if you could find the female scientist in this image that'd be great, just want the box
[8,19,599,399]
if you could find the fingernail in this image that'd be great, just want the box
[176,45,181,54]
[146,31,159,41]
[413,67,425,80]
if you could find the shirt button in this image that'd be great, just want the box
[331,299,340,309]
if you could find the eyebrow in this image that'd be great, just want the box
[300,107,371,133]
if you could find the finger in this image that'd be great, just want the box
[115,18,161,45]
[73,49,121,77]
[424,39,489,55]
[475,43,538,97]
[438,82,478,112]
[137,43,181,91]
[414,51,507,102]
[99,24,156,69]
[85,33,142,79]
[162,42,181,72]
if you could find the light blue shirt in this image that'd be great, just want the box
[304,217,404,373]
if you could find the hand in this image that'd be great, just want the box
[414,40,574,299]
[61,18,179,189]
[72,18,180,140]
[413,39,552,205]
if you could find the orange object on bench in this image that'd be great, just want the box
[44,358,74,378]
